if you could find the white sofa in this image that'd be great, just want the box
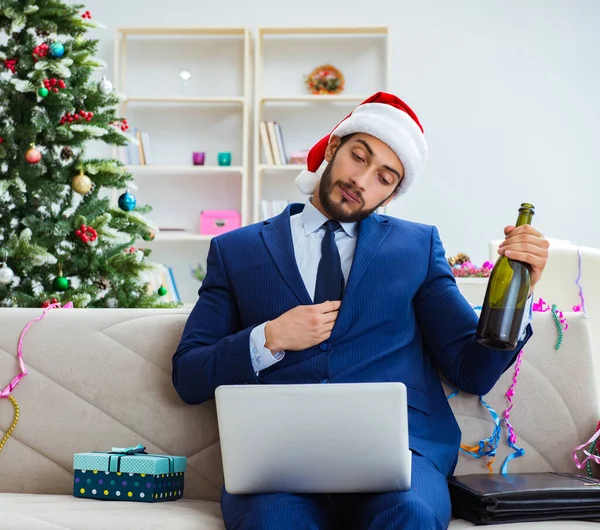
[0,308,598,529]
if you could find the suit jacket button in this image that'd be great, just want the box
[319,341,331,352]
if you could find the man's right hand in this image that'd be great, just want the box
[264,300,341,352]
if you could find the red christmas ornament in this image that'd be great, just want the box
[0,137,3,144]
[110,119,129,132]
[32,43,49,61]
[43,78,66,94]
[60,110,93,125]
[75,224,98,243]
[25,145,42,164]
[4,58,17,74]
[82,10,92,19]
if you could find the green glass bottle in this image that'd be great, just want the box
[476,203,535,350]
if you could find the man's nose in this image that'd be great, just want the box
[349,171,369,191]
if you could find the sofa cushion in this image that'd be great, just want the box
[0,494,225,530]
[1,494,597,529]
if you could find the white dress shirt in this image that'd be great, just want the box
[248,199,533,374]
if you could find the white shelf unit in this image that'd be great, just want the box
[252,27,391,223]
[113,27,252,305]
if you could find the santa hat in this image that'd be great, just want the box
[295,91,428,198]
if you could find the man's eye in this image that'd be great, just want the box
[352,153,364,162]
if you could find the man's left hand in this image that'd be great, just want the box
[498,224,549,294]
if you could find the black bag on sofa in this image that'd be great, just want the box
[448,472,600,525]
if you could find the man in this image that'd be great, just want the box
[172,92,549,529]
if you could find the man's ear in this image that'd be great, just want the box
[324,135,342,163]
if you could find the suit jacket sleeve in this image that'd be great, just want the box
[172,237,259,405]
[413,225,533,396]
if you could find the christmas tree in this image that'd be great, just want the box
[0,0,174,308]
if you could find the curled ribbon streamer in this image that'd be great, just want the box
[459,397,501,474]
[499,350,526,473]
[573,427,600,470]
[501,420,526,475]
[445,382,460,401]
[585,423,600,478]
[574,248,586,313]
[503,350,523,437]
[533,298,568,331]
[0,302,73,399]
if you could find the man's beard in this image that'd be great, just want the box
[317,156,393,223]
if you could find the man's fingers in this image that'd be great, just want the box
[322,311,339,324]
[321,324,335,335]
[504,224,543,239]
[503,249,544,268]
[316,300,342,313]
[499,234,548,249]
[500,242,548,257]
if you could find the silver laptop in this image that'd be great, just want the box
[215,382,412,494]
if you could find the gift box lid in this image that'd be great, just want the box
[73,444,186,475]
[200,210,240,220]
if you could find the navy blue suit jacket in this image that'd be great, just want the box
[172,203,532,478]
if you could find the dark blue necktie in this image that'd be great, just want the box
[314,220,344,303]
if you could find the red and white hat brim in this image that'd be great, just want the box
[295,100,428,199]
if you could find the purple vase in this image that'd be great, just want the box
[193,152,205,166]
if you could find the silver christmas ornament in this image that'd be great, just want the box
[0,262,15,285]
[98,76,113,94]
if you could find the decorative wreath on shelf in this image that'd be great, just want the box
[304,64,345,95]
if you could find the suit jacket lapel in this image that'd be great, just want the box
[261,204,313,306]
[342,213,391,303]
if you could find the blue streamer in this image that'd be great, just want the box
[458,397,502,461]
[500,423,526,474]
[446,384,523,473]
[446,384,460,401]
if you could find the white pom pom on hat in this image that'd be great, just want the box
[295,91,428,199]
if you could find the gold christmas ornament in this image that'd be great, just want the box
[71,170,92,195]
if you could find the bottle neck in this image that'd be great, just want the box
[516,209,534,227]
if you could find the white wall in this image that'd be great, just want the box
[86,0,600,265]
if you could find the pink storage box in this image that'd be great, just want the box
[200,210,241,236]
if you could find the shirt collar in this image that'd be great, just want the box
[301,197,358,238]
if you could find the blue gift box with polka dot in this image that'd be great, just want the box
[72,444,186,502]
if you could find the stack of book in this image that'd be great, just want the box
[124,128,154,165]
[259,121,288,165]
